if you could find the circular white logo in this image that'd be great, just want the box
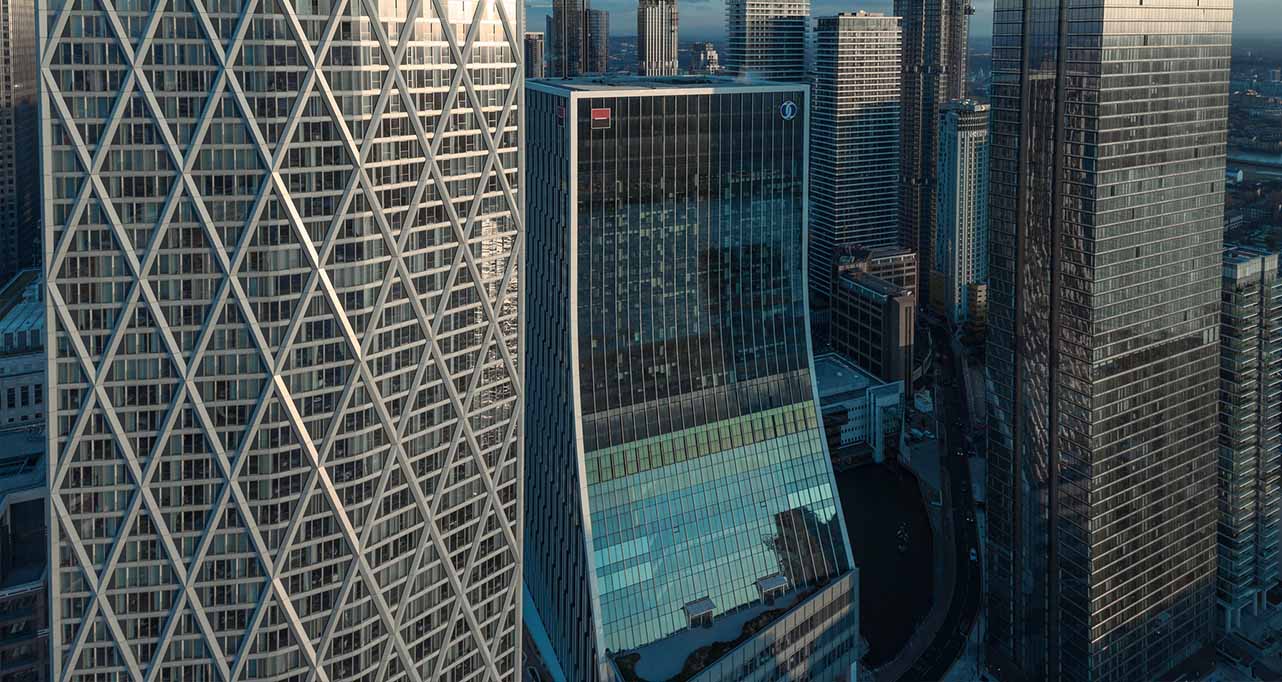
[780,100,798,121]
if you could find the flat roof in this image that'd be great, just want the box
[840,269,909,298]
[1224,244,1278,279]
[614,580,819,682]
[0,270,39,328]
[529,76,807,96]
[814,352,883,401]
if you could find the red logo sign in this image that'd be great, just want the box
[591,107,611,129]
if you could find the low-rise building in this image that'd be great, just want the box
[833,245,917,294]
[815,353,903,466]
[966,282,988,326]
[831,269,916,387]
[0,271,42,431]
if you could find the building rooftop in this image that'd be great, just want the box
[839,269,910,298]
[815,352,878,400]
[613,581,822,682]
[1224,244,1278,279]
[530,75,807,94]
[0,270,43,356]
[943,98,991,113]
[834,244,916,266]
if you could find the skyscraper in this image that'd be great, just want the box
[691,41,722,74]
[0,0,37,279]
[809,12,902,303]
[1217,246,1282,633]
[725,0,808,81]
[586,8,611,74]
[551,0,588,76]
[896,0,969,294]
[527,31,547,79]
[41,0,524,678]
[637,0,679,77]
[935,99,988,325]
[526,78,859,682]
[986,2,1233,681]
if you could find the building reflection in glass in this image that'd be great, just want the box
[526,78,859,681]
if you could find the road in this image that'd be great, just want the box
[903,322,983,680]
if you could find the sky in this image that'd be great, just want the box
[529,0,1281,45]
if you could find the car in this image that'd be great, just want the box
[969,548,978,562]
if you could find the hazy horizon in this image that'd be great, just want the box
[528,0,1279,45]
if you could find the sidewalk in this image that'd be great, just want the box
[948,333,987,430]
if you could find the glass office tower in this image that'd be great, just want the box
[585,8,610,73]
[986,1,1233,681]
[527,31,548,79]
[637,0,679,77]
[895,0,969,294]
[809,11,902,303]
[526,77,858,682]
[40,0,523,678]
[550,0,588,76]
[0,0,36,279]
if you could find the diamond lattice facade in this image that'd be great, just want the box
[40,0,524,676]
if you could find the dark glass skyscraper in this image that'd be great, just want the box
[896,0,969,292]
[527,31,547,78]
[0,0,36,279]
[550,0,588,76]
[986,2,1233,681]
[586,8,611,73]
[526,78,859,682]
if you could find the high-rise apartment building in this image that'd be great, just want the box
[0,0,37,280]
[586,8,610,73]
[526,78,859,682]
[896,0,969,294]
[551,0,588,76]
[691,41,722,74]
[1217,246,1282,633]
[935,99,988,325]
[986,2,1234,681]
[637,0,679,76]
[41,0,524,678]
[809,12,902,303]
[527,31,547,78]
[725,0,808,81]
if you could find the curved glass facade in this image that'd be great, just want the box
[41,0,523,677]
[526,79,857,682]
